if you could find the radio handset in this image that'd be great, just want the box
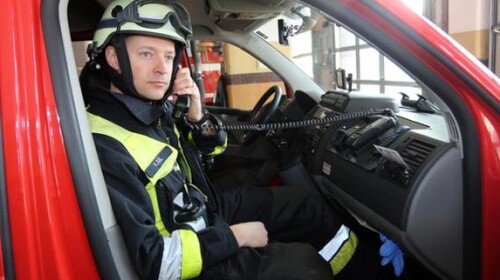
[173,95,190,119]
[344,116,397,149]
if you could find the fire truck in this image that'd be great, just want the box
[0,0,498,279]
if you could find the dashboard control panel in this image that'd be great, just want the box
[302,91,450,229]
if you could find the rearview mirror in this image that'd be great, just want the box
[278,15,317,45]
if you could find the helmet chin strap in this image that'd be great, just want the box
[106,35,185,104]
[106,35,146,100]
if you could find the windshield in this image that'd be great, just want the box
[255,7,423,101]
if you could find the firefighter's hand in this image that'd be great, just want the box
[170,66,203,122]
[230,222,268,248]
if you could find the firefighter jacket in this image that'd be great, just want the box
[84,76,239,280]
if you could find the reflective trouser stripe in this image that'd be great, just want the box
[319,225,358,275]
[179,229,203,279]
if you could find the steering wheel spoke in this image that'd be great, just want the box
[240,85,282,145]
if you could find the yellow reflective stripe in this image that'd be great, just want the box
[88,112,176,234]
[179,229,203,279]
[330,230,358,275]
[173,126,193,182]
[145,182,169,235]
[209,136,227,156]
[89,113,178,178]
[88,112,129,142]
[187,129,227,156]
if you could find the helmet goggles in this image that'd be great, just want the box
[94,0,192,52]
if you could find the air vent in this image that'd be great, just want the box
[400,138,436,175]
[444,111,460,142]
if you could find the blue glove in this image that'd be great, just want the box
[379,233,404,277]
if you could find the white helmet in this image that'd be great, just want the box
[90,0,192,57]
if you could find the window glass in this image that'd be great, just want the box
[359,38,368,46]
[291,32,312,56]
[326,1,430,95]
[336,27,356,48]
[360,48,380,80]
[248,3,437,97]
[290,32,313,78]
[384,58,414,82]
[359,84,381,93]
[336,50,357,79]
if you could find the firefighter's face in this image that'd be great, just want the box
[107,35,176,100]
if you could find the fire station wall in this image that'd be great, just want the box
[448,0,490,63]
[73,41,90,74]
[223,43,287,110]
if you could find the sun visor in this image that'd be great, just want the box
[207,0,293,31]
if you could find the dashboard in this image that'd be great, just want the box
[295,90,464,280]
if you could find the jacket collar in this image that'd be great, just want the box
[86,75,172,126]
[112,93,167,126]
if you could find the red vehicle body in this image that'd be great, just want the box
[0,0,498,279]
[0,1,100,278]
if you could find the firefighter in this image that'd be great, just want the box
[80,0,381,279]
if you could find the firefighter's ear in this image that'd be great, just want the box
[105,45,120,72]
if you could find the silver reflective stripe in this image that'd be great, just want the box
[158,232,182,280]
[319,224,350,261]
[172,192,207,232]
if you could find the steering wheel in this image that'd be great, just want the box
[240,85,282,145]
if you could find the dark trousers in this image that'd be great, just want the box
[200,185,344,280]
